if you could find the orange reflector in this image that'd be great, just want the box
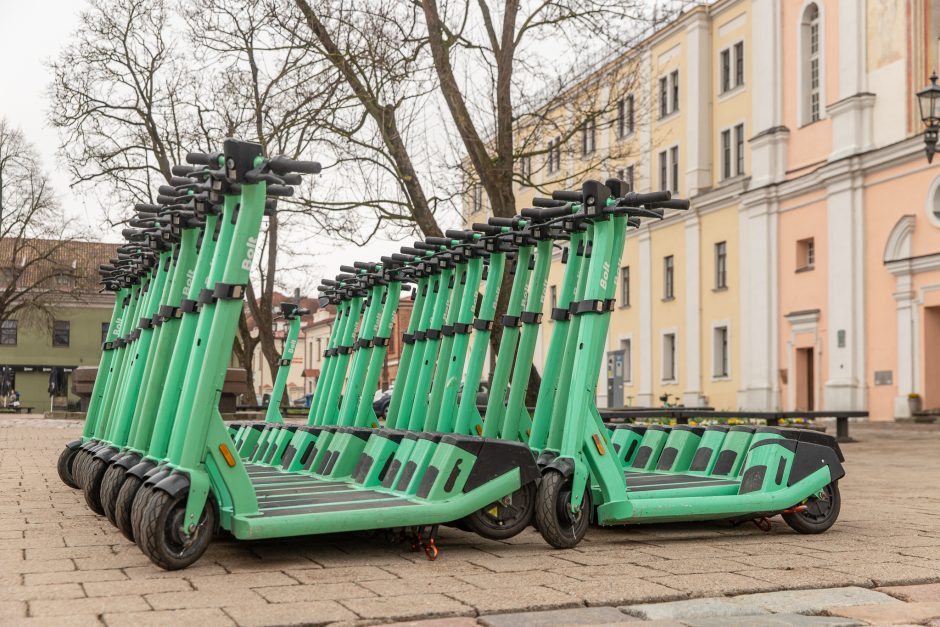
[526,428,531,436]
[592,433,606,455]
[475,424,483,435]
[219,444,236,467]
[372,422,379,428]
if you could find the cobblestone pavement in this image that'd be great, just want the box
[2,417,939,626]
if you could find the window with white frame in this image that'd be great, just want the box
[721,129,732,180]
[617,95,634,138]
[802,4,822,124]
[662,332,677,382]
[620,266,630,308]
[734,42,745,87]
[713,325,730,378]
[720,124,745,180]
[734,123,744,175]
[580,117,596,156]
[518,155,532,183]
[546,137,562,173]
[659,77,668,118]
[670,70,679,113]
[720,41,745,93]
[715,241,727,289]
[663,255,674,300]
[617,164,635,192]
[471,185,483,213]
[669,146,679,194]
[658,150,668,191]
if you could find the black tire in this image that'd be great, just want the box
[782,481,841,534]
[83,457,109,515]
[534,470,590,549]
[57,447,79,489]
[463,482,536,540]
[72,450,90,489]
[137,489,216,571]
[100,464,127,525]
[114,474,143,541]
[131,485,155,550]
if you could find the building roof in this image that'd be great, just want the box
[0,237,121,296]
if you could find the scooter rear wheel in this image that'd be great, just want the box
[100,464,127,524]
[57,447,79,489]
[72,450,91,489]
[115,475,144,541]
[137,489,216,570]
[131,485,156,549]
[782,481,840,534]
[462,482,536,540]
[83,457,109,515]
[534,470,590,549]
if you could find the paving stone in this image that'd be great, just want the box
[681,615,864,626]
[361,575,479,597]
[381,618,479,627]
[103,607,236,627]
[340,593,472,621]
[826,561,940,586]
[550,563,668,581]
[1,616,104,627]
[646,572,778,596]
[545,577,685,606]
[0,583,85,601]
[622,597,770,620]
[737,568,873,590]
[466,555,579,572]
[456,569,578,590]
[446,585,580,614]
[0,600,27,620]
[29,594,150,617]
[285,565,397,583]
[878,582,940,602]
[186,571,297,590]
[828,602,940,624]
[224,600,358,626]
[728,586,902,614]
[2,558,75,574]
[479,605,636,626]
[145,589,267,610]
[123,563,229,579]
[255,581,376,603]
[84,577,192,597]
[655,558,753,574]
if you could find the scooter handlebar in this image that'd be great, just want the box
[267,156,322,175]
[653,198,691,210]
[424,236,452,247]
[445,229,478,242]
[531,197,566,208]
[186,152,213,165]
[551,190,582,202]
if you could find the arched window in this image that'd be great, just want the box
[800,3,822,125]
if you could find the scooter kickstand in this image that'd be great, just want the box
[752,517,773,532]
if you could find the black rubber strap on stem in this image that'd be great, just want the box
[473,319,493,332]
[520,311,543,324]
[179,299,200,314]
[551,307,572,322]
[501,315,521,328]
[212,282,247,300]
[453,322,472,334]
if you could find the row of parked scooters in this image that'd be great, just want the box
[57,138,845,571]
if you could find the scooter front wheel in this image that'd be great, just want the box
[137,489,216,571]
[100,464,128,524]
[114,475,144,541]
[462,482,536,540]
[534,470,590,549]
[83,457,110,515]
[782,481,841,534]
[57,446,79,489]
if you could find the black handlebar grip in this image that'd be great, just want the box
[171,165,198,176]
[335,273,355,281]
[472,223,503,235]
[321,279,338,287]
[445,229,477,242]
[170,176,193,186]
[267,156,322,175]
[400,247,424,256]
[156,194,181,204]
[424,236,452,247]
[158,185,178,196]
[391,253,414,262]
[624,190,671,205]
[186,152,212,165]
[551,190,582,202]
[135,203,162,213]
[354,261,377,270]
[521,204,572,221]
[266,185,294,197]
[654,198,691,210]
[488,217,519,228]
[413,242,438,251]
[339,265,358,274]
[532,197,565,208]
[628,217,641,228]
[282,173,302,185]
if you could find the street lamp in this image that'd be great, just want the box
[916,71,940,163]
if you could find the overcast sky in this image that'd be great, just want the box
[0,0,413,288]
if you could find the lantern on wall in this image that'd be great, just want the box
[916,72,940,163]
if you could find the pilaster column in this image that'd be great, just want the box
[683,215,702,406]
[637,228,653,406]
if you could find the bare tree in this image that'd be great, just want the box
[0,119,83,331]
[289,0,658,400]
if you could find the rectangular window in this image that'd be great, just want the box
[714,326,729,378]
[471,185,483,213]
[547,136,562,174]
[809,18,820,122]
[735,123,745,175]
[625,94,634,134]
[549,285,557,313]
[663,255,674,300]
[734,41,745,87]
[317,337,322,359]
[663,333,677,381]
[670,146,679,194]
[53,320,70,347]
[624,164,634,191]
[0,320,16,346]
[518,156,532,183]
[623,338,633,383]
[659,77,668,118]
[721,129,731,180]
[715,241,727,289]
[720,49,731,93]
[101,322,109,345]
[797,237,815,271]
[580,117,596,156]
[659,150,668,192]
[670,70,679,113]
[620,266,630,308]
[616,99,625,138]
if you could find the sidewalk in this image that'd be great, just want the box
[1,417,939,626]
